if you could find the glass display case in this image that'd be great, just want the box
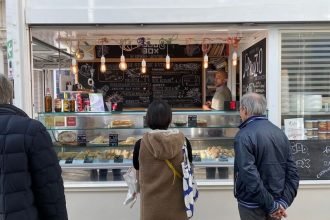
[38,111,240,182]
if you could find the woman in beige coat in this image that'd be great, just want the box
[133,100,192,220]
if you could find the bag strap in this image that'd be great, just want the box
[165,159,182,185]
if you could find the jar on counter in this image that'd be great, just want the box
[318,120,328,131]
[306,128,318,136]
[327,121,330,130]
[318,131,329,140]
[305,120,318,129]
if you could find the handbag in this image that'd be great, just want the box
[165,141,199,219]
[123,167,139,208]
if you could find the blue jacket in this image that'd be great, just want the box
[234,116,299,214]
[0,104,67,220]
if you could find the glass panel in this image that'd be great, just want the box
[281,31,330,181]
[281,31,330,140]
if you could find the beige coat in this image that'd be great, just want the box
[139,129,187,220]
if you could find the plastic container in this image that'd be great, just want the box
[305,120,318,129]
[318,120,328,131]
[318,131,329,140]
[305,128,318,136]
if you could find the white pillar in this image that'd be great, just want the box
[266,28,281,127]
[6,0,32,116]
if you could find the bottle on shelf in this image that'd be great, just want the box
[70,94,76,112]
[54,95,62,112]
[44,88,52,112]
[63,93,70,112]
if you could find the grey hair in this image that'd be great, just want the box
[240,92,267,116]
[0,74,13,104]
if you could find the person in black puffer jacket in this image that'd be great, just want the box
[0,74,68,220]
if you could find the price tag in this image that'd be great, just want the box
[109,134,118,147]
[66,116,77,126]
[188,115,197,127]
[77,134,86,146]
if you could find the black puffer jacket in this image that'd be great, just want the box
[0,104,68,220]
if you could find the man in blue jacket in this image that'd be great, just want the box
[0,74,68,220]
[234,93,299,220]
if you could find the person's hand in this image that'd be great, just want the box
[203,101,212,110]
[270,205,287,219]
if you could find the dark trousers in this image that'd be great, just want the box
[238,204,278,220]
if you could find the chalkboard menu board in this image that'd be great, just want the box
[242,38,266,96]
[290,140,330,180]
[77,61,202,108]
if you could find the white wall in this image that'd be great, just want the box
[64,181,330,220]
[26,0,330,24]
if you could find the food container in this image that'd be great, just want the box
[305,120,318,129]
[197,119,208,127]
[318,131,329,140]
[306,135,318,140]
[318,120,328,131]
[305,128,318,136]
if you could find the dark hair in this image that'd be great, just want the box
[146,100,172,130]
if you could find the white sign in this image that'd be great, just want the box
[284,118,305,140]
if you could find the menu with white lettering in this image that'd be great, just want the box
[290,140,330,180]
[242,38,266,96]
[77,62,202,107]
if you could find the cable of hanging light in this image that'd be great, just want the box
[202,39,211,69]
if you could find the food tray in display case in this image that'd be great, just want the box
[38,110,240,182]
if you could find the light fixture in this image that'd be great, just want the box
[201,38,211,69]
[165,43,170,70]
[119,45,127,71]
[141,59,147,74]
[75,49,84,60]
[232,50,238,66]
[100,41,106,73]
[71,57,78,74]
[100,55,106,73]
[203,54,208,69]
[75,41,84,59]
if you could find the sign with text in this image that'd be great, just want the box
[291,140,330,180]
[78,62,202,108]
[109,134,119,147]
[188,115,197,127]
[77,134,87,146]
[284,118,305,140]
[242,38,266,96]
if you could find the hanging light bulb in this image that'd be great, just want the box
[100,55,106,73]
[119,46,127,71]
[141,59,147,74]
[165,55,170,70]
[100,41,106,73]
[203,54,208,69]
[165,43,170,70]
[71,58,78,74]
[232,50,238,66]
[75,49,84,60]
